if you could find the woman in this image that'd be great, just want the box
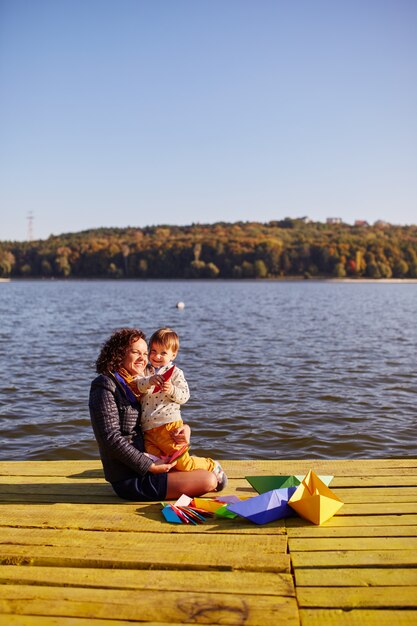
[89,328,218,501]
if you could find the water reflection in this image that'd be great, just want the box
[0,279,416,460]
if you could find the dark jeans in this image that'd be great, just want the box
[112,472,168,502]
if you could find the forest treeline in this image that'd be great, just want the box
[1,218,417,279]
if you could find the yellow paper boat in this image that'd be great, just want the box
[288,470,343,525]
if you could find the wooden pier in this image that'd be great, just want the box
[0,458,416,625]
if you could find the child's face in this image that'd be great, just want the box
[149,342,177,368]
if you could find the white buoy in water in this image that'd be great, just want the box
[176,301,185,309]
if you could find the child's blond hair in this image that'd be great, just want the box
[149,327,179,353]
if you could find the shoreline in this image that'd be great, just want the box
[1,276,417,284]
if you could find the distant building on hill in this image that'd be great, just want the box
[326,217,342,224]
[374,220,390,228]
[354,220,369,227]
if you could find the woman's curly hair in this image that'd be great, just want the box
[95,328,146,374]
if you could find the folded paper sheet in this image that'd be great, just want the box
[288,470,343,525]
[161,495,213,524]
[213,504,238,519]
[228,488,297,525]
[193,498,226,514]
[245,474,333,494]
[192,496,241,519]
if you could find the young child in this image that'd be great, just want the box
[136,327,227,491]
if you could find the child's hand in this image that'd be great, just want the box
[149,459,177,474]
[162,380,173,394]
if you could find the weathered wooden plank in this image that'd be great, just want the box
[217,470,417,487]
[0,461,104,477]
[333,502,417,515]
[0,533,290,572]
[5,499,415,517]
[297,586,417,608]
[0,476,105,488]
[4,476,417,490]
[291,550,417,567]
[0,566,295,596]
[0,503,285,534]
[330,488,417,503]
[232,459,417,473]
[0,585,300,625]
[286,514,417,527]
[197,476,417,503]
[13,491,417,506]
[287,525,417,538]
[0,494,122,504]
[0,526,287,553]
[289,537,417,551]
[0,545,290,572]
[299,608,417,625]
[1,458,416,478]
[0,616,157,626]
[295,568,417,587]
[2,484,417,505]
[329,476,417,486]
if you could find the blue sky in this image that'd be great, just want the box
[1,0,416,241]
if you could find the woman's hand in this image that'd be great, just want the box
[149,459,177,474]
[149,374,165,387]
[171,423,191,445]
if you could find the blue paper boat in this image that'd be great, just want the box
[228,487,297,524]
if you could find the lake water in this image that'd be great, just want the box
[0,279,416,461]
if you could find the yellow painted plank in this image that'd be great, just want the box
[286,514,417,528]
[295,568,417,587]
[1,459,416,478]
[4,499,417,519]
[0,526,287,553]
[0,461,104,477]
[332,488,417,503]
[332,487,417,497]
[0,616,166,626]
[289,537,417,551]
[299,608,417,625]
[0,494,119,504]
[0,535,290,572]
[0,565,295,596]
[0,543,290,572]
[335,502,417,514]
[2,477,107,485]
[297,586,417,608]
[291,550,417,567]
[231,459,417,472]
[0,584,300,625]
[0,481,244,503]
[329,476,417,486]
[241,475,417,495]
[0,503,285,534]
[287,525,417,538]
[237,475,417,489]
[4,477,417,491]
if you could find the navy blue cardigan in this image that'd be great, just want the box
[89,374,153,483]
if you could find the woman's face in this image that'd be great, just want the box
[121,337,148,377]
